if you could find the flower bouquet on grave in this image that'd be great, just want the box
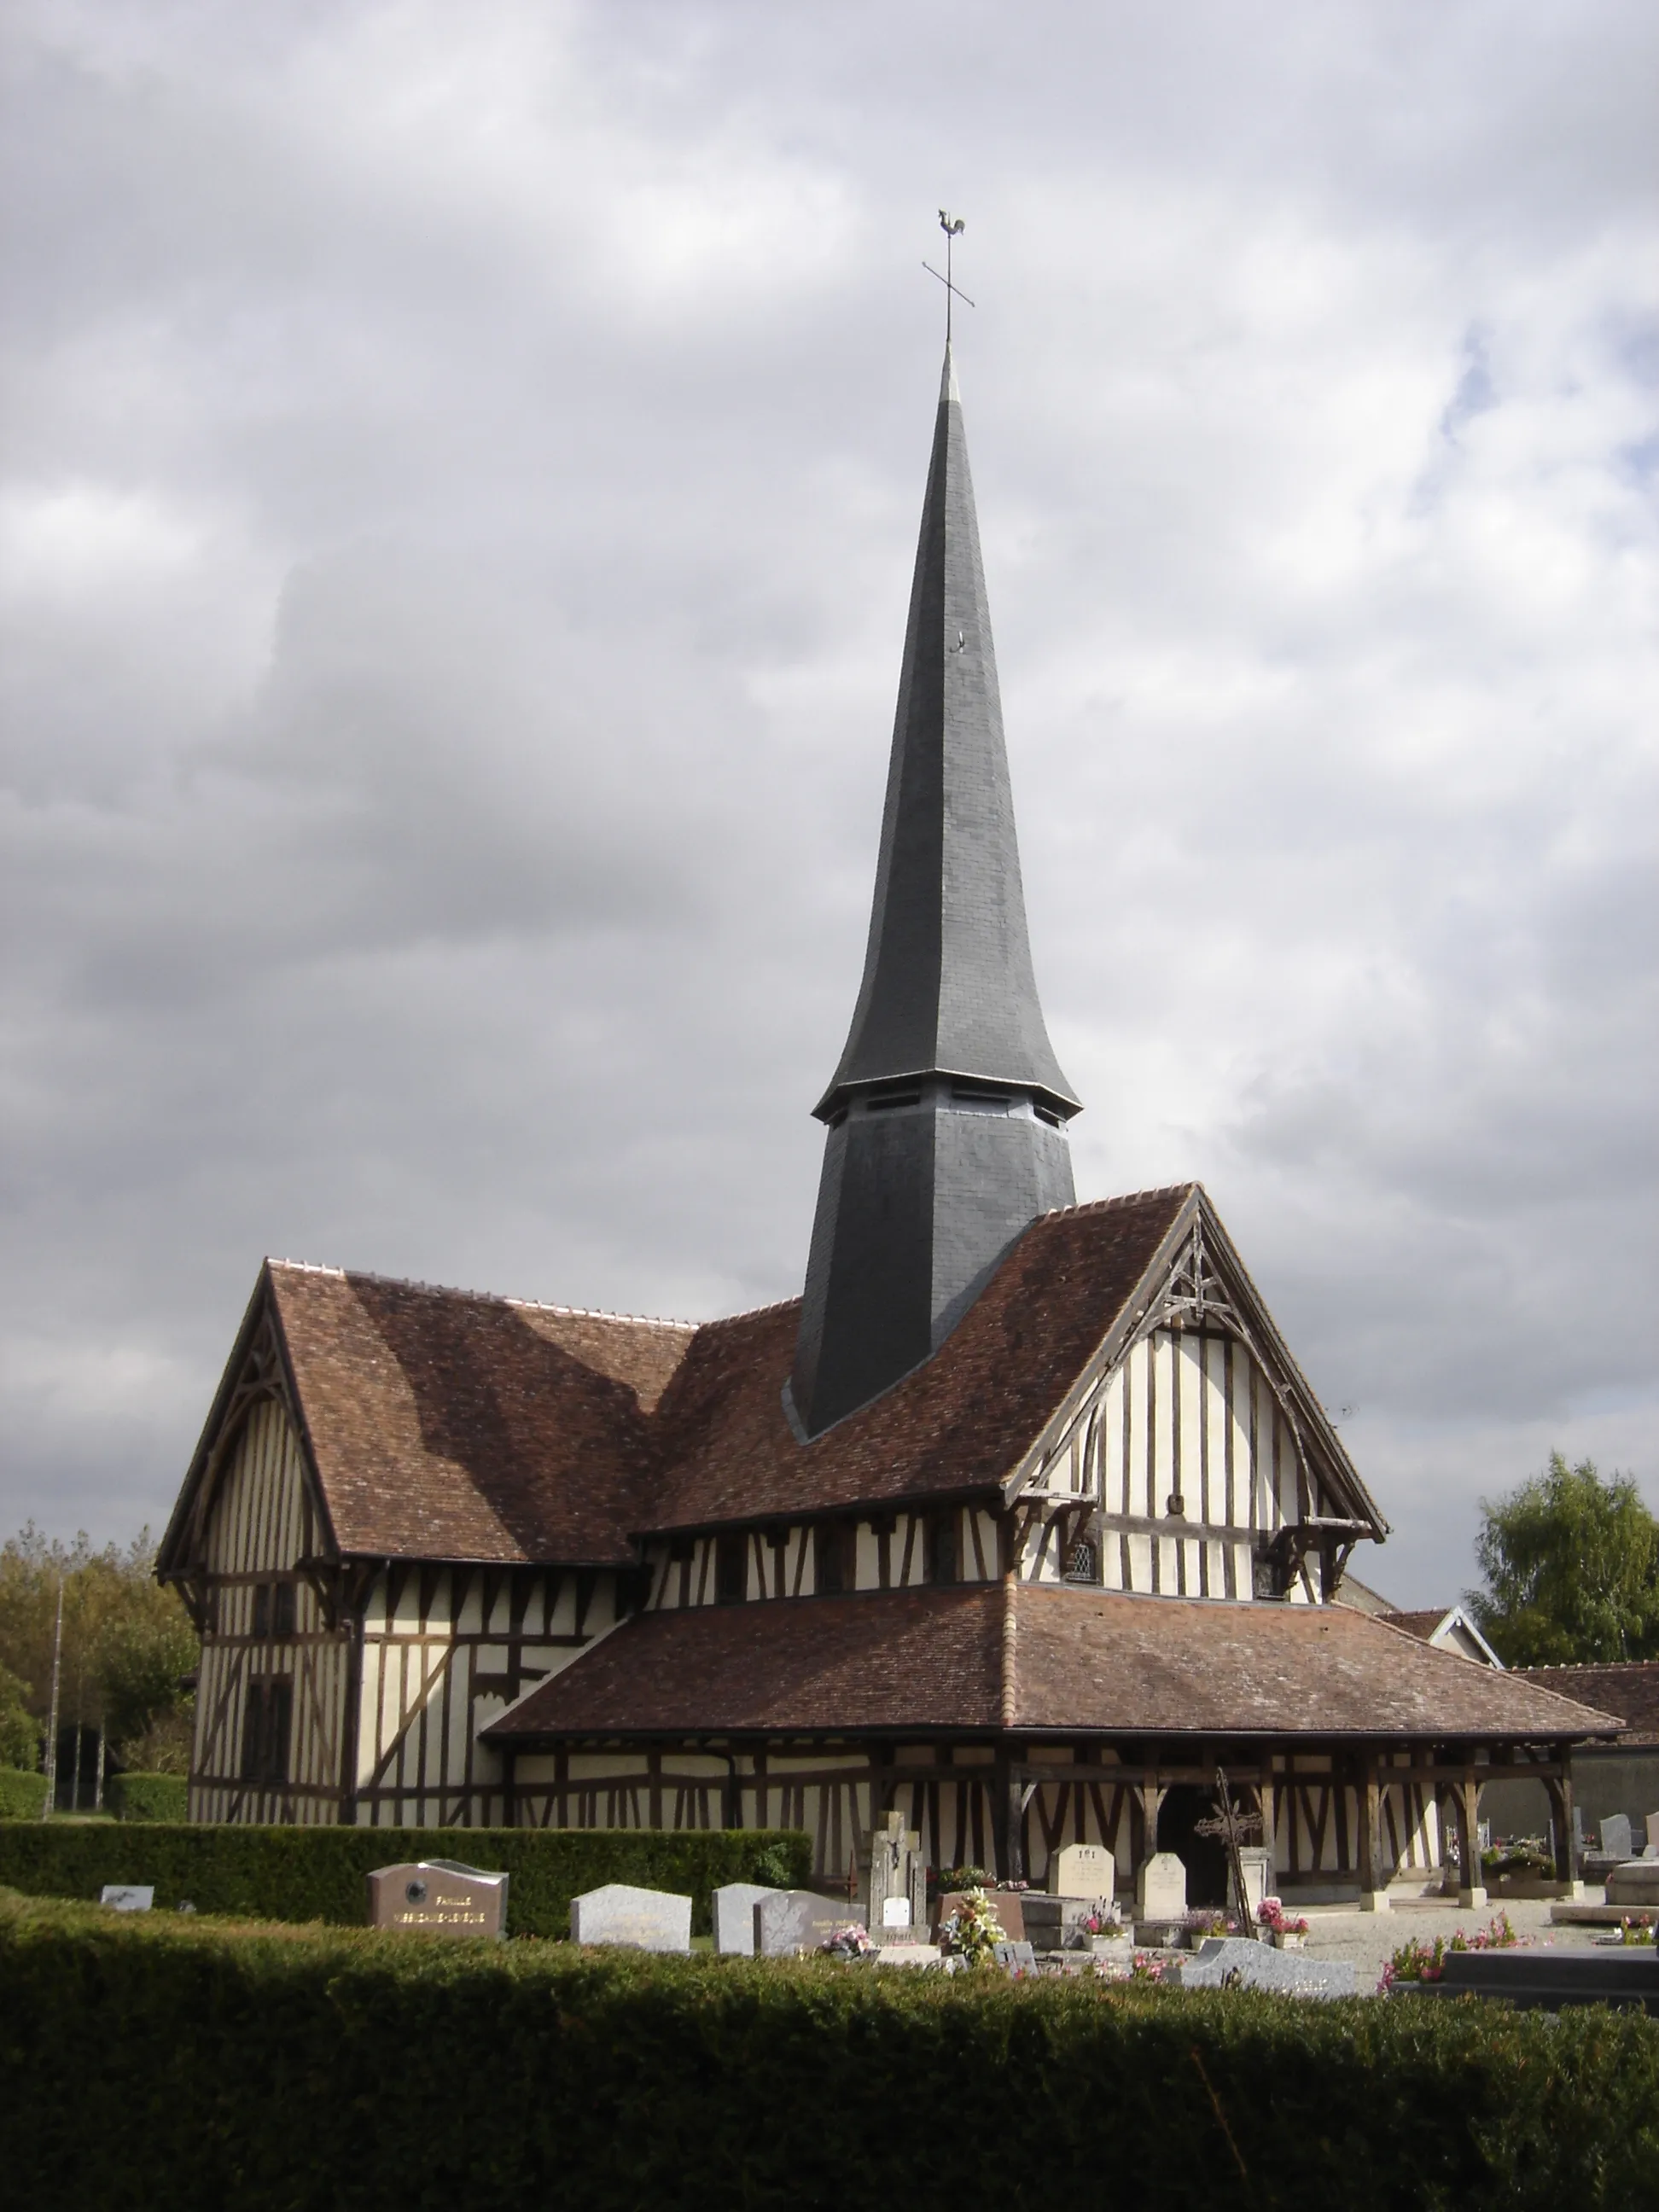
[938,1887,1006,1967]
[817,1925,875,1960]
[1452,1910,1525,1953]
[1178,1908,1237,1950]
[1379,1934,1447,1992]
[1618,1915,1656,1947]
[1256,1896,1310,1948]
[1127,1950,1168,1983]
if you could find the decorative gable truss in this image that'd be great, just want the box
[1004,1194,1387,1604]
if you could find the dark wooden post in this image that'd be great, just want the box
[1357,1754,1388,1911]
[1005,1767,1027,1883]
[1545,1753,1580,1893]
[1454,1767,1486,1906]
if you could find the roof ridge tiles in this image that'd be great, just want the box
[266,1256,699,1331]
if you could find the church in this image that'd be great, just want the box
[159,345,1615,1907]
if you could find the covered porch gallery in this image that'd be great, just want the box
[493,1732,1585,1906]
[486,1580,1618,1901]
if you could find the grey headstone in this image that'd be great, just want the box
[1049,1842,1113,1897]
[754,1889,864,1957]
[100,1885,153,1912]
[1606,1860,1659,1906]
[1647,1812,1659,1851]
[1178,1937,1355,2000]
[993,1939,1037,1969]
[712,1883,773,1956]
[1137,1852,1187,1919]
[367,1860,508,1937]
[1237,1848,1274,1916]
[570,1881,690,1953]
[1599,1813,1633,1861]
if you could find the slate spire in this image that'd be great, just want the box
[789,346,1080,1440]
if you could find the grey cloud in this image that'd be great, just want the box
[2,0,1654,1604]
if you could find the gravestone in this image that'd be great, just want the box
[1647,1812,1659,1852]
[1413,1948,1659,2014]
[864,1809,927,1946]
[754,1889,864,1957]
[1178,1937,1355,1999]
[367,1860,507,1937]
[100,1885,153,1912]
[570,1881,690,1953]
[1600,1813,1633,1862]
[1137,1851,1187,1920]
[935,1890,1026,1945]
[1606,1860,1659,1907]
[871,1943,941,1967]
[1237,1848,1274,1918]
[1049,1842,1114,1897]
[993,1940,1037,1970]
[712,1883,773,1956]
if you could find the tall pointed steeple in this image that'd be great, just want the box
[789,346,1080,1440]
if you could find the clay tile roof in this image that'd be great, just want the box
[1515,1662,1659,1747]
[647,1185,1196,1529]
[487,1582,1624,1743]
[269,1264,695,1565]
[1378,1610,1452,1640]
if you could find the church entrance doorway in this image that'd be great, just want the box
[1156,1784,1229,1909]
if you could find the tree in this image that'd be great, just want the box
[0,1526,200,1775]
[0,1661,39,1769]
[1466,1454,1659,1667]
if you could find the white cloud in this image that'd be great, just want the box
[1,0,1654,1600]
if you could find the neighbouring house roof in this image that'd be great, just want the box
[1379,1606,1504,1668]
[1516,1662,1659,1748]
[486,1582,1622,1746]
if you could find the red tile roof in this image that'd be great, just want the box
[648,1187,1198,1530]
[487,1583,1623,1744]
[174,1184,1377,1571]
[269,1265,695,1565]
[1516,1662,1659,1747]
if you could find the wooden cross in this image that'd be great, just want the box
[923,209,975,344]
[1194,1767,1265,1933]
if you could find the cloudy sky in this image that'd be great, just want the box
[3,0,1655,1604]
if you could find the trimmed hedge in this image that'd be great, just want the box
[2,1892,1656,2210]
[0,1821,809,1936]
[0,1770,48,1820]
[106,1773,189,1823]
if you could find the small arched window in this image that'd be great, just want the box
[1064,1537,1097,1585]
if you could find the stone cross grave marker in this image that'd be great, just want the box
[100,1885,153,1912]
[754,1889,864,1957]
[712,1882,774,1955]
[864,1809,927,1946]
[367,1860,508,1937]
[570,1881,690,1952]
[1136,1851,1187,1920]
[1049,1842,1113,1898]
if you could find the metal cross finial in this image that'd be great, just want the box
[923,209,975,345]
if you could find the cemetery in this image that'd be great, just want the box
[4,1875,1657,2210]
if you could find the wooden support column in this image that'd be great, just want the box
[1453,1767,1487,1907]
[1004,1766,1027,1883]
[1358,1754,1389,1912]
[1544,1757,1583,1898]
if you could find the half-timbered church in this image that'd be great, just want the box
[160,345,1616,1906]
